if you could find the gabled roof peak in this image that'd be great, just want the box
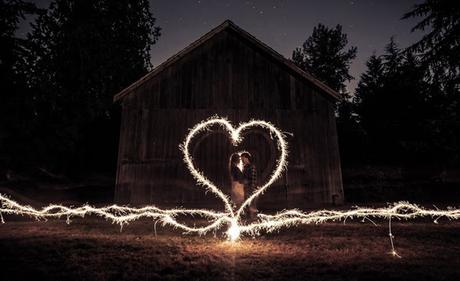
[114,20,340,102]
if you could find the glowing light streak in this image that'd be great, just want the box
[1,194,459,255]
[179,116,289,221]
[1,116,459,257]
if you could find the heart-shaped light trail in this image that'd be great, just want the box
[179,115,289,239]
[2,117,460,256]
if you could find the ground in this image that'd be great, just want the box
[1,217,459,281]
[1,170,459,281]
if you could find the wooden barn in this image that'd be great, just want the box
[113,20,344,209]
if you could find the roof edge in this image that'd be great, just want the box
[113,20,340,103]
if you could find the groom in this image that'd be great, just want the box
[241,152,258,218]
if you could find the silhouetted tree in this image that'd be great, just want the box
[354,39,432,164]
[403,0,460,165]
[291,23,357,94]
[351,54,385,163]
[292,23,359,165]
[382,37,401,75]
[403,0,459,80]
[21,0,161,174]
[0,0,40,171]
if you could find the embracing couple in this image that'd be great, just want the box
[229,152,258,218]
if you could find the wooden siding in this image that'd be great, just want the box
[115,29,343,209]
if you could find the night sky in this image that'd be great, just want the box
[23,0,425,92]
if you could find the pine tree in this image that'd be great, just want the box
[403,0,460,73]
[382,37,401,75]
[291,23,357,94]
[21,0,161,172]
[354,54,385,128]
[354,39,433,163]
[0,0,40,170]
[403,0,460,165]
[292,23,359,164]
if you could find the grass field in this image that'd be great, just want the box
[1,217,459,281]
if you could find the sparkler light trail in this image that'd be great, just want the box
[1,194,460,256]
[1,116,460,257]
[179,116,289,222]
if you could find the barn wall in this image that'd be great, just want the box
[115,29,343,209]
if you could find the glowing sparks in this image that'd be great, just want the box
[179,115,289,222]
[227,219,241,242]
[1,194,459,246]
[1,116,460,257]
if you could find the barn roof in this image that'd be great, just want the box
[113,20,340,102]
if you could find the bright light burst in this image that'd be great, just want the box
[227,219,241,242]
[1,116,460,257]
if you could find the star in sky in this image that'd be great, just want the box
[22,0,425,92]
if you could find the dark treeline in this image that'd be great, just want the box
[292,0,459,169]
[0,0,458,179]
[0,0,160,177]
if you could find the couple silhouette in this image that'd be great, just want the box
[229,152,257,218]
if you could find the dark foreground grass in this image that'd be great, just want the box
[0,218,459,281]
